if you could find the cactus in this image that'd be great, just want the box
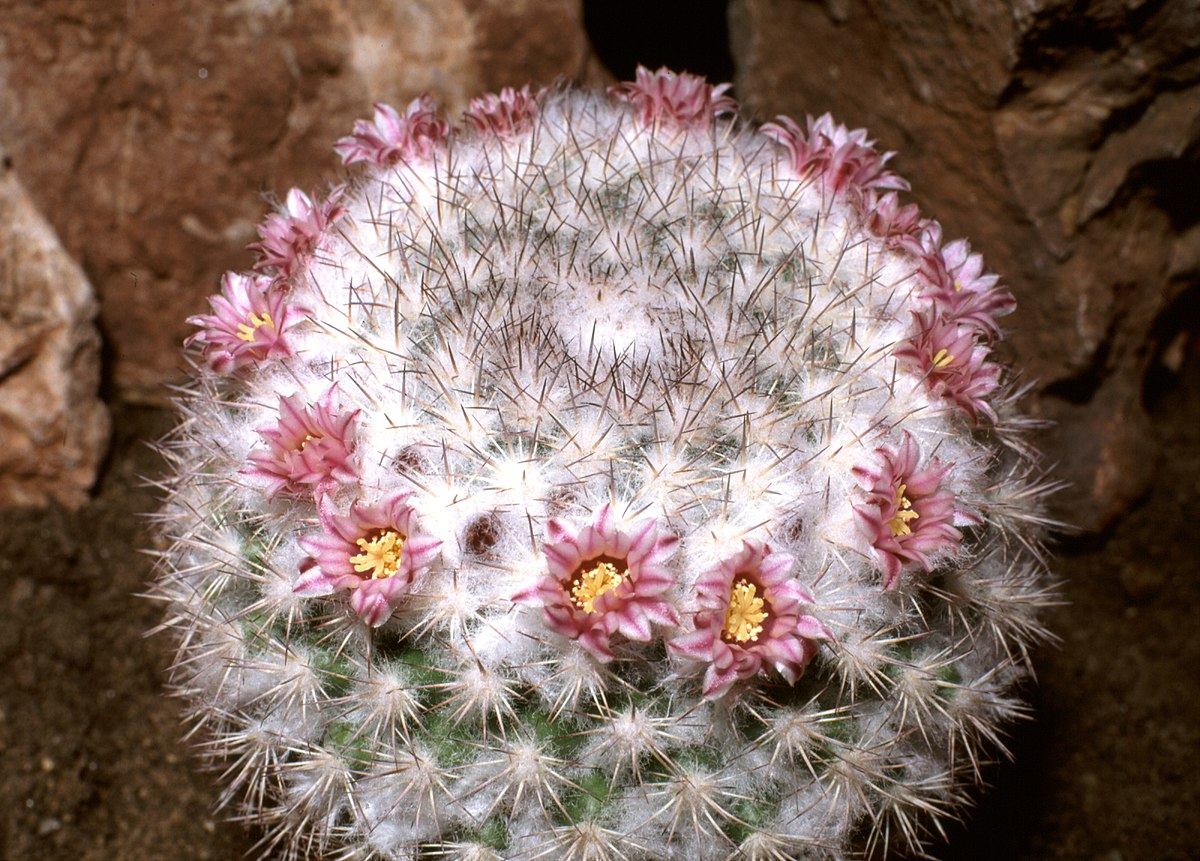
[152,68,1058,860]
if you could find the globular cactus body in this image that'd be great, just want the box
[154,69,1056,860]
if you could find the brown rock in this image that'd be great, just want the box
[0,161,109,510]
[730,0,1200,531]
[0,0,591,401]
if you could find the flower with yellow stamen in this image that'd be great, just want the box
[185,271,306,374]
[671,541,829,700]
[294,491,443,627]
[514,504,680,663]
[852,432,978,590]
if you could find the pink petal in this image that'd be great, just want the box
[792,615,831,641]
[351,586,394,627]
[614,606,653,643]
[293,566,337,596]
[545,517,573,545]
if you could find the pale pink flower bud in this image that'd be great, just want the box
[917,237,1016,336]
[463,85,544,138]
[610,66,737,130]
[334,96,449,167]
[248,186,346,279]
[762,113,910,199]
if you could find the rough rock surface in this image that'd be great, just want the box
[0,0,593,400]
[730,0,1200,531]
[0,159,109,509]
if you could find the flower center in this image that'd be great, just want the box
[236,311,275,342]
[888,484,920,537]
[931,348,954,368]
[723,579,769,643]
[297,432,322,452]
[350,530,405,579]
[569,560,626,613]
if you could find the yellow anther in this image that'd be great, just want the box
[236,311,276,342]
[570,560,625,613]
[932,348,954,368]
[350,530,405,580]
[722,579,769,643]
[888,484,920,537]
[296,432,320,452]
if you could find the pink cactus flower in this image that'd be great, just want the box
[243,388,359,500]
[895,309,1003,423]
[514,504,680,662]
[185,271,307,373]
[463,85,544,138]
[863,190,927,244]
[249,187,346,280]
[761,114,910,199]
[669,541,829,700]
[609,66,737,130]
[916,233,1016,336]
[334,96,449,167]
[851,432,977,589]
[294,491,443,627]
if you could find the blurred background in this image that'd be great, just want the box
[1,1,1196,858]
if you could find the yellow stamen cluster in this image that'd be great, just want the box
[723,579,768,643]
[888,484,920,537]
[570,561,625,613]
[236,311,275,342]
[931,348,954,368]
[350,530,405,580]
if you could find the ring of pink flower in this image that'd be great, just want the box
[669,540,830,700]
[895,309,1003,423]
[851,431,977,589]
[248,186,345,279]
[185,271,307,374]
[514,504,680,663]
[609,66,737,130]
[293,491,442,627]
[242,388,359,500]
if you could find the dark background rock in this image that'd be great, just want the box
[1,1,1197,859]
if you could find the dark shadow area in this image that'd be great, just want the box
[939,347,1200,861]
[583,0,735,84]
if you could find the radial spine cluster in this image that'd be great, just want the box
[155,68,1057,860]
